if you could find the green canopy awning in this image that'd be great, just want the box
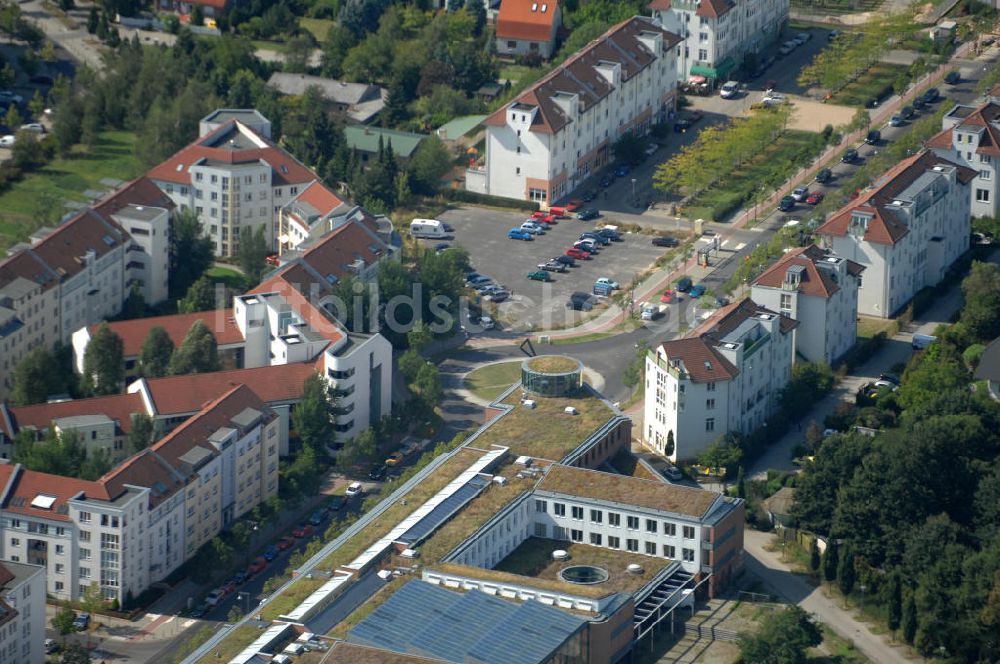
[689,56,737,81]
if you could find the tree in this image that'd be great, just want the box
[11,347,64,405]
[121,283,146,319]
[809,539,821,573]
[822,539,839,583]
[613,132,645,168]
[736,466,746,499]
[738,605,822,664]
[60,644,91,664]
[81,323,124,396]
[52,604,76,644]
[836,542,856,595]
[80,582,103,621]
[780,362,835,418]
[128,413,155,454]
[406,135,450,194]
[41,40,57,63]
[406,320,433,352]
[227,604,242,623]
[960,261,1000,342]
[58,0,74,11]
[398,348,424,381]
[665,430,675,457]
[28,89,45,119]
[464,0,485,35]
[236,225,270,285]
[901,590,917,643]
[139,326,174,378]
[169,320,220,375]
[178,276,219,313]
[337,428,376,469]
[413,361,442,409]
[86,6,98,33]
[382,76,409,127]
[886,572,902,633]
[169,209,214,299]
[294,373,336,455]
[4,103,21,132]
[191,3,204,26]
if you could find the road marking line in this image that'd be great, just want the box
[733,242,746,251]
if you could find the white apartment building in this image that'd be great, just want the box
[817,150,974,318]
[148,111,316,258]
[928,100,1000,218]
[751,245,863,365]
[0,561,45,664]
[650,0,788,82]
[0,178,172,399]
[0,385,280,604]
[470,17,682,203]
[644,298,796,461]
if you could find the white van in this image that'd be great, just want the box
[720,81,740,99]
[410,219,447,238]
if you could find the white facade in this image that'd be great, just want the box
[0,560,45,664]
[817,152,973,318]
[751,247,861,365]
[644,300,795,461]
[930,102,1000,218]
[57,244,126,343]
[473,17,681,203]
[652,0,788,80]
[322,334,393,443]
[114,204,171,306]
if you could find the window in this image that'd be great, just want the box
[626,516,639,530]
[590,533,602,546]
[646,519,657,533]
[664,544,676,557]
[9,538,18,547]
[534,523,548,537]
[705,418,715,432]
[706,382,716,392]
[528,187,547,201]
[683,548,695,562]
[535,499,547,513]
[590,509,603,524]
[626,538,639,552]
[516,167,521,175]
[79,548,91,561]
[507,40,516,48]
[79,531,90,542]
[780,293,792,311]
[664,522,676,536]
[699,32,708,42]
[55,564,64,574]
[608,512,620,527]
[554,503,566,517]
[79,512,91,523]
[571,506,584,520]
[698,49,708,61]
[706,398,715,410]
[55,545,64,555]
[683,525,695,539]
[553,526,567,540]
[982,154,992,164]
[570,529,583,542]
[980,170,992,181]
[645,542,656,555]
[55,581,64,591]
[977,188,991,202]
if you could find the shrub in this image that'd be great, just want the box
[710,192,744,221]
[441,189,539,212]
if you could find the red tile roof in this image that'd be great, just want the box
[752,246,863,299]
[9,393,146,435]
[647,0,671,9]
[496,0,559,42]
[294,181,344,217]
[484,17,682,135]
[99,449,184,507]
[694,0,734,18]
[926,101,1000,156]
[91,309,244,357]
[147,121,316,187]
[92,177,176,217]
[249,276,345,345]
[284,216,392,287]
[1,465,110,522]
[139,362,317,415]
[817,151,975,245]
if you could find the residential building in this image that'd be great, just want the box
[266,73,387,124]
[927,100,1000,217]
[276,203,400,277]
[495,0,563,60]
[751,245,864,364]
[343,126,427,167]
[0,561,45,664]
[157,0,232,22]
[0,178,173,400]
[644,298,797,461]
[650,0,789,82]
[471,17,682,203]
[199,109,272,139]
[973,335,1000,399]
[816,150,974,318]
[0,384,281,604]
[148,112,316,258]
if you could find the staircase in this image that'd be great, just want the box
[633,568,696,640]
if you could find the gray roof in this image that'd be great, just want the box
[975,336,1000,381]
[200,109,270,126]
[266,73,386,122]
[0,276,40,300]
[231,406,263,429]
[348,580,587,664]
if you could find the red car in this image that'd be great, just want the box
[565,200,583,212]
[292,524,313,538]
[277,536,295,551]
[220,581,237,595]
[660,289,676,303]
[565,248,591,260]
[806,192,824,205]
[246,557,267,575]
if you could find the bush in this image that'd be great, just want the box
[442,189,539,212]
[710,191,744,221]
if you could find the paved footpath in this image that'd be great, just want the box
[744,530,916,664]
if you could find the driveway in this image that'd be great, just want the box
[743,529,916,664]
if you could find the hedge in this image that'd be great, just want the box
[442,189,540,212]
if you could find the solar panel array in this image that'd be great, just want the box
[348,580,587,664]
[396,475,490,546]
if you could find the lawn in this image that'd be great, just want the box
[206,265,246,291]
[857,316,896,340]
[789,0,881,13]
[299,17,336,41]
[463,361,522,402]
[195,625,265,664]
[684,131,827,223]
[827,64,909,107]
[0,130,140,253]
[499,64,540,85]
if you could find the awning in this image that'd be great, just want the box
[689,64,718,79]
[688,75,707,84]
[689,57,737,81]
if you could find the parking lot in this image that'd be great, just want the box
[435,207,670,330]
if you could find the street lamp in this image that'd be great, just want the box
[859,584,867,612]
[631,178,637,206]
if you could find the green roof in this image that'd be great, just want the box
[436,115,487,140]
[344,126,426,158]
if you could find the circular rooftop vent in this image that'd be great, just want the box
[559,565,609,585]
[627,563,644,574]
[552,549,569,561]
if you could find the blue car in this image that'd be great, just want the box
[689,284,706,298]
[507,228,534,241]
[263,545,279,562]
[614,165,630,177]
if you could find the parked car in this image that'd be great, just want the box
[189,604,209,619]
[45,639,59,654]
[675,277,693,292]
[531,212,557,225]
[385,451,405,466]
[466,274,490,286]
[595,277,619,289]
[576,208,600,220]
[716,296,730,307]
[791,186,809,201]
[719,80,741,99]
[0,91,23,105]
[263,545,279,562]
[484,289,509,303]
[346,481,364,497]
[553,255,576,267]
[921,87,940,103]
[778,196,796,212]
[73,612,91,631]
[277,536,295,551]
[247,557,268,575]
[660,289,676,303]
[806,192,825,205]
[527,270,551,282]
[579,231,610,245]
[912,97,927,111]
[674,116,695,132]
[567,292,597,311]
[661,465,683,481]
[901,105,915,119]
[778,41,797,56]
[652,235,679,247]
[434,242,450,253]
[368,464,387,480]
[598,227,621,241]
[520,221,546,235]
[890,114,904,127]
[537,260,566,272]
[204,591,224,608]
[30,74,54,86]
[507,228,533,241]
[815,168,833,184]
[566,248,591,260]
[328,495,345,511]
[19,123,44,134]
[613,165,629,177]
[574,239,599,253]
[689,284,706,298]
[794,32,811,44]
[0,135,15,148]
[842,148,859,162]
[565,200,582,212]
[599,174,613,187]
[308,510,326,526]
[865,129,881,145]
[945,70,961,85]
[479,315,495,330]
[878,372,901,386]
[582,189,597,202]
